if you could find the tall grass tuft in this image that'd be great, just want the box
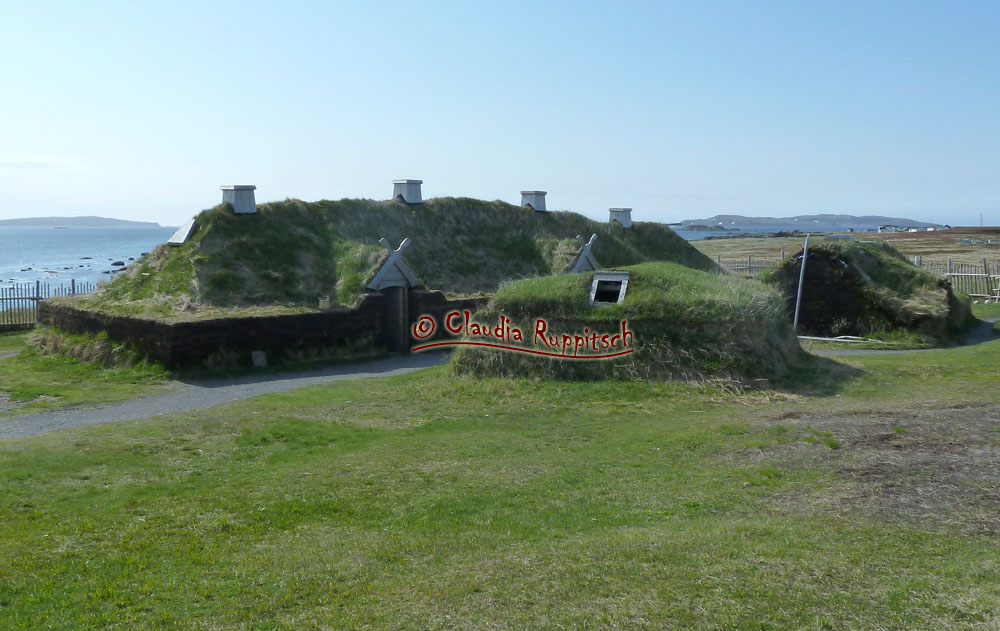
[29,327,167,375]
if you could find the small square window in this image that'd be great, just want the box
[589,271,630,306]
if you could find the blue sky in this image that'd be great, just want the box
[1,1,997,226]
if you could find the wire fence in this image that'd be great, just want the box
[0,280,97,329]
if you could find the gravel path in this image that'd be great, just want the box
[813,317,999,357]
[0,351,449,440]
[3,316,996,440]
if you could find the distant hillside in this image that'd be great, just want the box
[0,216,161,228]
[680,214,944,230]
[75,197,717,319]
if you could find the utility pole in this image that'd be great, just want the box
[793,235,810,332]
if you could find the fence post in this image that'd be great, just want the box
[716,255,721,266]
[71,278,76,295]
[781,249,786,259]
[947,258,952,274]
[986,258,993,297]
[747,255,752,272]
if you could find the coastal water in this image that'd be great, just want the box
[672,229,721,241]
[674,221,865,241]
[0,226,178,288]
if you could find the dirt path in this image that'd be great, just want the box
[0,351,449,440]
[744,401,1000,536]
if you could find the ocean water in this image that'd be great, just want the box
[672,229,722,241]
[0,226,178,288]
[675,222,864,241]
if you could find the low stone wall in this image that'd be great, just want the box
[36,290,490,369]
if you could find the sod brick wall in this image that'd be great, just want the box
[37,290,489,369]
[408,289,490,343]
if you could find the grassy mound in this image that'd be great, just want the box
[74,198,716,320]
[759,240,973,344]
[450,262,801,384]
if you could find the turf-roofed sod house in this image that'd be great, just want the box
[760,240,974,345]
[450,262,802,383]
[37,197,722,370]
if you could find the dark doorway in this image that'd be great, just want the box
[381,286,410,352]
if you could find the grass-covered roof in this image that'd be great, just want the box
[67,197,717,320]
[760,240,973,344]
[451,261,802,383]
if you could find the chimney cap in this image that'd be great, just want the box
[220,185,257,190]
[520,190,547,195]
[392,179,423,184]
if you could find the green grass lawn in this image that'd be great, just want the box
[0,330,28,355]
[972,300,1000,321]
[1,336,999,628]
[0,333,174,417]
[799,302,1000,352]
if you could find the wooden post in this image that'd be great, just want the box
[985,258,992,298]
[793,236,810,332]
[947,258,953,274]
[71,278,76,295]
[781,249,786,259]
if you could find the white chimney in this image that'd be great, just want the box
[220,185,257,214]
[609,208,633,228]
[520,190,547,211]
[392,179,423,204]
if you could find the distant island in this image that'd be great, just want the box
[680,214,945,231]
[682,224,739,232]
[0,216,162,228]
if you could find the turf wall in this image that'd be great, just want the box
[37,290,487,369]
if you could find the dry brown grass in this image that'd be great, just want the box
[872,228,1000,265]
[742,402,1000,536]
[29,328,145,368]
[692,228,1000,267]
